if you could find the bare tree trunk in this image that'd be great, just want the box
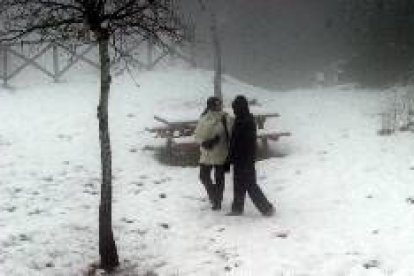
[211,14,222,101]
[97,30,119,271]
[198,0,222,100]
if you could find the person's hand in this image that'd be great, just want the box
[201,135,220,150]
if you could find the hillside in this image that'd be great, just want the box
[1,69,414,275]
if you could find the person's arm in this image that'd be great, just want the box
[194,114,221,149]
[227,120,241,163]
[201,135,220,150]
[193,116,208,143]
[246,118,257,162]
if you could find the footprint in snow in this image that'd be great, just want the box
[83,190,98,195]
[3,234,32,248]
[28,209,44,216]
[275,186,285,192]
[345,251,361,256]
[132,181,144,187]
[159,223,170,229]
[363,259,380,269]
[183,195,206,202]
[18,234,31,242]
[215,249,232,261]
[0,139,12,147]
[214,249,241,272]
[129,228,147,236]
[83,182,98,195]
[5,206,17,213]
[153,177,172,185]
[57,134,73,141]
[42,176,54,182]
[121,217,135,224]
[74,164,85,171]
[406,197,414,204]
[84,182,96,188]
[224,261,241,272]
[274,230,290,239]
[12,188,22,194]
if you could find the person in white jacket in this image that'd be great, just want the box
[193,97,233,210]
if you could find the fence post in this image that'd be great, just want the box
[52,42,59,82]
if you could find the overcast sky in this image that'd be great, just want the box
[180,0,345,89]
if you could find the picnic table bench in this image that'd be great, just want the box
[145,113,291,153]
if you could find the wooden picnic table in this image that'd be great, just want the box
[146,112,290,152]
[147,113,281,135]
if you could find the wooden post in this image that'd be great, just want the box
[166,136,173,157]
[52,43,59,82]
[262,137,269,152]
[168,43,176,66]
[211,13,222,101]
[147,34,153,69]
[190,39,197,67]
[2,45,9,87]
[256,115,265,129]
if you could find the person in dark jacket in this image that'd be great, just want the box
[227,95,275,216]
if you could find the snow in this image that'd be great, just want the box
[1,68,414,275]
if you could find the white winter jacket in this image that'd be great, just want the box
[193,111,233,165]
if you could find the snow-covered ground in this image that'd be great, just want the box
[1,68,414,275]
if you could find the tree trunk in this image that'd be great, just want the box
[97,30,119,271]
[211,13,222,101]
[198,0,222,100]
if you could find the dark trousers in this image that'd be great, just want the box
[199,164,225,205]
[231,166,273,214]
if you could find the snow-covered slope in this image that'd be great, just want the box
[1,69,414,275]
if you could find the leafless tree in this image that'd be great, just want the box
[0,0,187,271]
[198,0,222,101]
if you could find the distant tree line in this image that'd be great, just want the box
[341,0,414,88]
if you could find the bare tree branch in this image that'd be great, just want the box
[0,0,188,272]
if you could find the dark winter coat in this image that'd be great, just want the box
[229,111,257,171]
